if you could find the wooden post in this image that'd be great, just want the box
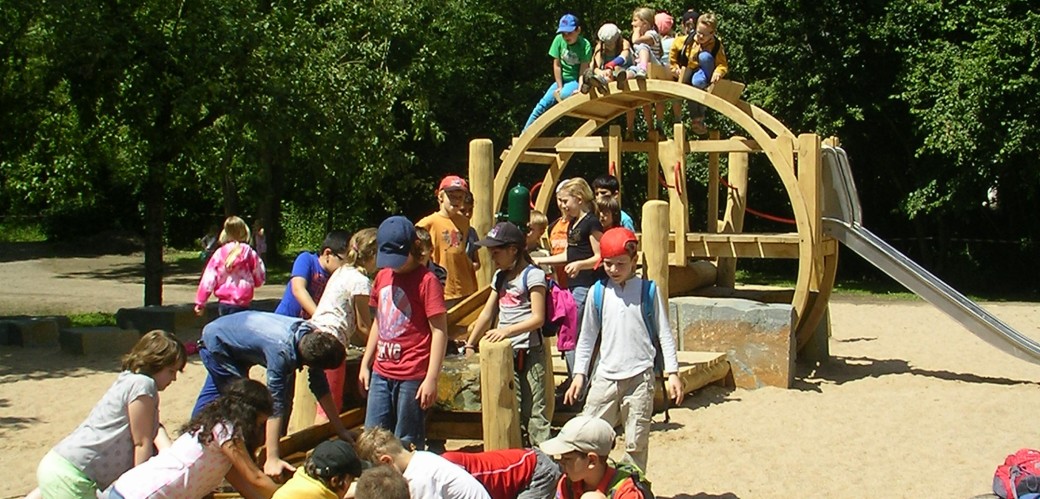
[668,123,689,266]
[470,139,495,288]
[717,137,749,288]
[797,133,823,291]
[609,125,622,195]
[706,130,720,233]
[479,338,521,450]
[287,367,318,434]
[642,200,670,310]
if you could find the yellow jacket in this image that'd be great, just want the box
[669,35,729,81]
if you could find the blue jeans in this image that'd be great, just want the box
[191,346,254,417]
[365,371,426,451]
[218,303,248,316]
[524,80,580,131]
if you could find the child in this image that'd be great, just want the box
[668,9,701,83]
[359,216,448,451]
[105,379,279,498]
[195,215,266,317]
[527,209,550,256]
[539,415,652,499]
[592,174,636,231]
[522,14,593,131]
[580,23,631,94]
[563,228,684,473]
[416,226,449,287]
[442,448,561,499]
[355,465,411,499]
[464,221,550,446]
[532,178,604,380]
[416,175,477,308]
[34,330,187,498]
[252,219,267,259]
[309,228,378,420]
[190,310,354,477]
[546,215,570,288]
[354,427,490,499]
[595,196,622,231]
[654,11,680,125]
[462,191,481,272]
[272,440,368,499]
[673,12,728,135]
[621,7,663,81]
[274,230,351,319]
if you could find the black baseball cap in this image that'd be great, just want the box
[311,440,370,478]
[475,222,525,248]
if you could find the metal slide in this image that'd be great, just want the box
[820,146,1040,365]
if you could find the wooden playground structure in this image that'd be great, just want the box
[260,76,845,474]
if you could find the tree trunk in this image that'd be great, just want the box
[143,157,165,306]
[259,139,286,264]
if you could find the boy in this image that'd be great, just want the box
[442,448,561,499]
[272,440,368,499]
[190,310,354,477]
[671,11,728,135]
[523,14,593,131]
[275,230,351,318]
[355,427,491,499]
[416,226,449,287]
[462,191,481,272]
[594,196,622,231]
[355,465,411,499]
[417,175,478,308]
[563,228,684,473]
[359,216,448,452]
[592,175,636,232]
[527,210,550,255]
[539,415,651,499]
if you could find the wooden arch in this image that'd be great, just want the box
[492,80,835,350]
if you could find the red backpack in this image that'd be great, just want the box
[994,449,1040,499]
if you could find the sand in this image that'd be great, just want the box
[1,250,1038,498]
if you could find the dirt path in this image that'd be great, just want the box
[1,247,1039,497]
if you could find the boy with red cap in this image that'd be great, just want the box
[562,227,685,473]
[417,175,479,308]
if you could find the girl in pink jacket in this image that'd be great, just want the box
[195,216,266,316]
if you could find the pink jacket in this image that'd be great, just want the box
[550,284,580,351]
[195,242,266,308]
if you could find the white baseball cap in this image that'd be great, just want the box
[597,23,621,43]
[540,416,616,456]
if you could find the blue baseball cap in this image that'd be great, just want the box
[557,14,579,33]
[376,216,416,269]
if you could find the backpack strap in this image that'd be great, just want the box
[710,37,722,60]
[592,277,607,324]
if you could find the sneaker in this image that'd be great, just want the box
[591,74,608,91]
[580,68,597,94]
[631,66,647,80]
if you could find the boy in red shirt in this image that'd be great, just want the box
[442,448,560,499]
[540,416,651,499]
[359,216,448,451]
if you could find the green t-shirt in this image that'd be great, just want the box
[548,34,593,83]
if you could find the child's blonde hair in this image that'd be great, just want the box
[558,178,595,210]
[355,427,407,463]
[698,12,718,32]
[633,7,655,27]
[529,210,549,230]
[218,216,250,245]
[345,228,378,269]
[122,330,187,376]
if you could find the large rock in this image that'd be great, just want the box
[671,296,794,389]
[0,316,67,347]
[115,304,205,343]
[436,354,481,411]
[60,327,141,356]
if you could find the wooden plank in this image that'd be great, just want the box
[257,408,366,466]
[708,79,746,103]
[685,139,761,153]
[447,286,491,327]
[707,130,720,233]
[428,411,483,440]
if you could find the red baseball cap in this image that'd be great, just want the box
[438,175,469,193]
[599,227,638,261]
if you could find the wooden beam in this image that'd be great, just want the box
[685,139,761,153]
[479,338,521,450]
[717,138,750,287]
[707,130,720,233]
[609,125,622,194]
[470,140,495,289]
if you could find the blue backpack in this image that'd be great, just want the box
[590,277,672,420]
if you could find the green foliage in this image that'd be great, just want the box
[69,312,116,328]
[0,218,46,242]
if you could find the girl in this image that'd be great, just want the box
[34,330,187,498]
[104,379,278,499]
[533,178,604,381]
[195,216,266,317]
[359,216,447,451]
[465,221,550,446]
[309,227,378,421]
[625,7,664,80]
[595,196,622,231]
[580,23,631,94]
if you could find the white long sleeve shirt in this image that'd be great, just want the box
[573,276,680,380]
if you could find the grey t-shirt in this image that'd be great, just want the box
[53,371,159,488]
[494,265,547,350]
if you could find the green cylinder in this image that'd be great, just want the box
[507,183,531,229]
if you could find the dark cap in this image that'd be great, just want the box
[376,216,416,269]
[476,222,525,248]
[311,440,369,479]
[681,9,700,24]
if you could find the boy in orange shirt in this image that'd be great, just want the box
[416,175,478,308]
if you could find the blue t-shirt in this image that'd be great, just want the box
[274,252,330,318]
[620,210,636,232]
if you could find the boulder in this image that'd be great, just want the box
[60,327,141,356]
[436,354,481,411]
[671,296,794,389]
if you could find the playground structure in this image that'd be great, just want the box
[254,75,1040,476]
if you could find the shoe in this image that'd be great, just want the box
[631,66,647,80]
[591,74,608,91]
[580,68,596,94]
[615,69,628,88]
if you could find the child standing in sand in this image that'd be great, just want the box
[194,216,266,317]
[33,330,187,498]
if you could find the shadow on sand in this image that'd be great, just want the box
[793,355,1040,393]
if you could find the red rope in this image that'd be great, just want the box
[608,161,616,177]
[530,181,542,210]
[674,162,683,197]
[718,176,797,225]
[658,165,674,189]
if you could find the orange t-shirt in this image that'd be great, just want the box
[416,212,478,300]
[548,217,570,288]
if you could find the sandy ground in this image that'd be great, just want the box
[2,249,1039,497]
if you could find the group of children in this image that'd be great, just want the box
[30,167,682,499]
[525,8,729,136]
